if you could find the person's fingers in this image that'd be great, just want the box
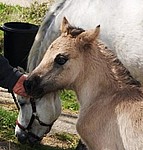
[13,75,28,97]
[13,87,28,97]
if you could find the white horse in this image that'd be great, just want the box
[15,0,143,146]
[28,0,143,84]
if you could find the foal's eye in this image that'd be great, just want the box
[54,54,68,65]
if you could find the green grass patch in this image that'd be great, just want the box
[0,107,17,141]
[60,90,79,112]
[54,132,79,149]
[55,132,77,143]
[0,2,49,26]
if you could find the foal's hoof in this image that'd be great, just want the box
[76,139,87,150]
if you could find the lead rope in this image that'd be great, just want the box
[10,91,20,111]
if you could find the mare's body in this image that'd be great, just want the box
[28,0,143,84]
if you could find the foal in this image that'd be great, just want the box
[25,18,143,150]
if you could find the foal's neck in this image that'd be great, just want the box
[75,40,140,107]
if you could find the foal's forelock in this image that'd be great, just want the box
[64,25,85,37]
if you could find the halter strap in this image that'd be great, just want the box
[26,98,36,130]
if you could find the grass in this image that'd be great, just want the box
[0,108,17,141]
[60,90,79,112]
[0,2,49,26]
[0,2,79,149]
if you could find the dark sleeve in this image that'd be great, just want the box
[0,55,23,91]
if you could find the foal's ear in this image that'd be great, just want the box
[77,25,100,44]
[61,17,72,35]
[89,25,100,41]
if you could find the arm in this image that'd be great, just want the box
[0,55,27,96]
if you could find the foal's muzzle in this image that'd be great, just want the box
[24,76,44,98]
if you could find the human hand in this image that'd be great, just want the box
[13,75,28,97]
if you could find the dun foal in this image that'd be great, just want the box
[25,18,143,150]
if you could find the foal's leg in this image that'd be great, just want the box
[76,139,88,150]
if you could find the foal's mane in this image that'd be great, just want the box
[97,42,141,88]
[68,26,141,88]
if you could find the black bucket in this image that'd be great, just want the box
[0,22,39,70]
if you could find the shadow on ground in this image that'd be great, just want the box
[0,138,75,150]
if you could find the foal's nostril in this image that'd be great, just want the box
[23,76,41,94]
[16,132,28,144]
[23,80,32,94]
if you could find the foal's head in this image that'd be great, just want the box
[24,17,100,98]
